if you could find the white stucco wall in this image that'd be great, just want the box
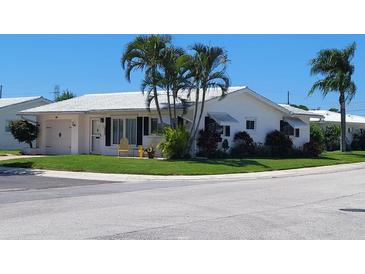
[185,90,310,150]
[0,99,50,150]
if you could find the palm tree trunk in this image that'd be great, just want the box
[339,92,347,152]
[153,86,164,124]
[166,88,173,127]
[173,90,177,128]
[192,87,207,143]
[188,86,199,144]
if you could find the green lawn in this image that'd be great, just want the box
[1,151,365,175]
[0,150,21,156]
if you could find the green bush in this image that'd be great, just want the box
[230,131,256,157]
[197,127,220,157]
[310,123,325,145]
[157,126,189,159]
[303,140,323,157]
[324,124,340,151]
[9,120,38,148]
[351,132,365,150]
[265,130,293,156]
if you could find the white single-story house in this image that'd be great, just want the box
[0,96,52,149]
[19,86,322,155]
[310,110,365,143]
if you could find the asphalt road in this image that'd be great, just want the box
[0,165,365,239]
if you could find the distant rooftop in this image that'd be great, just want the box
[310,110,365,124]
[0,96,44,109]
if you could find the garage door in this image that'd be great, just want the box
[45,120,72,154]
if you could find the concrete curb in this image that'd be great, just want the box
[1,162,365,183]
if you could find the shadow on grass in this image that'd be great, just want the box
[170,158,271,168]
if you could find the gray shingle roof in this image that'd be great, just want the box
[21,87,246,114]
[0,96,43,109]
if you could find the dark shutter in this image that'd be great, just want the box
[105,117,111,146]
[137,117,143,145]
[177,116,183,127]
[143,117,149,135]
[225,126,230,137]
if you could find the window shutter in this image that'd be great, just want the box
[177,116,183,127]
[105,117,111,146]
[137,117,143,145]
[143,117,149,135]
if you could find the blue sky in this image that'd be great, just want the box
[1,34,364,114]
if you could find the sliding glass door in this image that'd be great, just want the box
[126,119,137,145]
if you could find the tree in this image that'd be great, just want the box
[121,35,171,124]
[9,120,38,148]
[182,44,230,149]
[290,104,309,111]
[324,124,341,151]
[329,107,339,113]
[55,89,76,102]
[309,42,357,152]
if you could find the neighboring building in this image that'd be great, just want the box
[310,110,365,143]
[0,96,52,149]
[20,86,322,155]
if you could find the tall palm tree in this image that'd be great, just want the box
[183,43,230,149]
[160,46,191,127]
[309,42,357,152]
[121,35,171,123]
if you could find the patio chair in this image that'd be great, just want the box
[118,138,130,157]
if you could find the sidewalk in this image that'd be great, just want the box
[1,161,365,183]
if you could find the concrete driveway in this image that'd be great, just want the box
[0,163,365,239]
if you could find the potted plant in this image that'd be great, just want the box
[145,146,155,159]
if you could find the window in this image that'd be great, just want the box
[280,120,294,136]
[4,120,12,132]
[150,118,158,134]
[225,126,230,137]
[295,128,300,137]
[112,119,124,144]
[246,120,255,130]
[126,119,137,145]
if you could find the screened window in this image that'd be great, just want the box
[112,119,124,144]
[126,119,137,145]
[295,128,300,137]
[225,126,230,137]
[150,118,158,134]
[246,120,255,130]
[4,120,12,132]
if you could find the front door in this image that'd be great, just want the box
[91,118,102,154]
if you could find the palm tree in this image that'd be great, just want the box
[121,35,171,123]
[183,43,230,149]
[309,42,357,152]
[159,46,191,127]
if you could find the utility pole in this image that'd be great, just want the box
[287,91,290,105]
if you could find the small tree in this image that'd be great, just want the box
[230,131,255,157]
[196,127,220,157]
[10,120,38,148]
[324,124,341,151]
[158,126,189,159]
[55,89,76,102]
[310,123,325,144]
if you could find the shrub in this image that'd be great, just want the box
[310,123,325,145]
[9,120,38,148]
[230,131,256,157]
[324,124,341,151]
[197,127,220,157]
[265,130,293,156]
[351,132,365,150]
[157,126,189,159]
[222,139,229,152]
[303,140,323,157]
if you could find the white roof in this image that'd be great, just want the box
[279,104,323,117]
[0,96,43,109]
[20,87,246,114]
[310,110,365,124]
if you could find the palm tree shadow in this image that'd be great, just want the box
[184,159,271,168]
